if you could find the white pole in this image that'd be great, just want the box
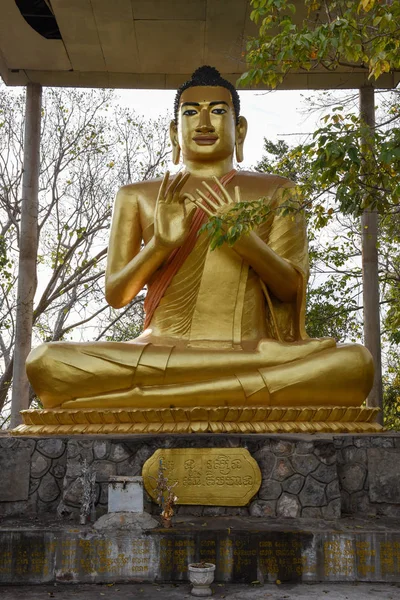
[359,85,383,424]
[10,83,42,428]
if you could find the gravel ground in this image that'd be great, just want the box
[0,582,399,600]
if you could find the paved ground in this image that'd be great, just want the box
[0,583,399,599]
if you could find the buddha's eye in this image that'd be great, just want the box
[211,108,227,115]
[182,109,198,116]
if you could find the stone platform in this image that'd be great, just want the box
[1,432,400,584]
[1,433,399,520]
[0,433,400,520]
[0,515,400,584]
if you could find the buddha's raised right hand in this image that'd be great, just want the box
[154,171,196,249]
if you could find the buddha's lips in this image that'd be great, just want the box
[193,135,218,145]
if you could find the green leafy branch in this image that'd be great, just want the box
[240,0,400,89]
[199,194,299,249]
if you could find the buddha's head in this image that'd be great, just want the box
[170,66,247,166]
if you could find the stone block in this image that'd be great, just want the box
[368,448,400,504]
[72,440,94,463]
[93,441,110,460]
[333,436,354,449]
[259,480,282,500]
[349,491,370,514]
[277,493,300,518]
[51,463,66,479]
[314,443,336,465]
[37,439,65,458]
[0,438,17,449]
[340,447,367,465]
[91,460,117,482]
[291,453,319,476]
[322,498,341,519]
[370,437,394,448]
[253,448,275,479]
[110,444,131,462]
[339,463,366,494]
[66,459,85,479]
[63,478,84,507]
[282,474,305,495]
[354,437,372,448]
[271,458,294,481]
[67,440,81,459]
[0,446,31,501]
[295,441,315,455]
[326,480,340,501]
[299,476,326,507]
[312,463,337,484]
[270,440,294,456]
[31,452,51,478]
[38,473,61,503]
[118,445,154,476]
[249,500,276,517]
[29,477,41,495]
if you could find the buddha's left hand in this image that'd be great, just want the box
[183,176,241,217]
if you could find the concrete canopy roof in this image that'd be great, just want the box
[1,0,399,90]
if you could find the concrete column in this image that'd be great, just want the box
[359,85,383,423]
[10,83,42,428]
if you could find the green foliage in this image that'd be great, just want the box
[383,373,400,431]
[306,238,363,342]
[256,136,365,342]
[241,0,400,89]
[381,209,400,346]
[300,109,400,215]
[239,1,400,218]
[199,195,295,250]
[384,346,400,431]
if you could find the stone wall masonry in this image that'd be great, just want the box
[0,437,66,517]
[1,433,399,520]
[334,435,400,517]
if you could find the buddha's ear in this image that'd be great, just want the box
[169,120,181,165]
[235,116,248,163]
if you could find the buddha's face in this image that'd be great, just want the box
[173,86,245,163]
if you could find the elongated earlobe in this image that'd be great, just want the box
[235,116,248,163]
[172,142,181,165]
[169,120,181,165]
[235,140,244,163]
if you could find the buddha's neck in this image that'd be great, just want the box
[182,157,234,179]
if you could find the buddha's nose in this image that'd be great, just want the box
[195,108,214,133]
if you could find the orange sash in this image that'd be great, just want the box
[143,169,237,329]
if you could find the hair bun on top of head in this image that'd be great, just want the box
[174,65,240,124]
[191,65,222,82]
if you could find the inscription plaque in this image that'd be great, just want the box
[142,448,261,506]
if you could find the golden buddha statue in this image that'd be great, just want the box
[25,66,375,429]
